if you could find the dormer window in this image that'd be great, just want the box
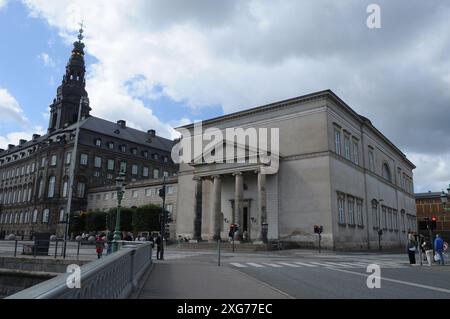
[95,139,102,147]
[120,145,126,152]
[131,148,138,155]
[107,142,114,150]
[153,153,159,160]
[142,151,148,158]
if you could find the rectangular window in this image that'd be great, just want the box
[107,159,114,171]
[94,156,102,168]
[132,190,138,198]
[344,135,351,160]
[48,176,56,198]
[107,174,113,179]
[50,155,57,166]
[352,141,359,165]
[163,171,169,178]
[132,164,138,175]
[62,181,68,198]
[59,209,65,223]
[41,157,46,168]
[334,129,341,155]
[104,193,109,200]
[80,154,88,165]
[338,193,345,224]
[120,161,127,173]
[153,168,159,179]
[347,196,355,225]
[356,199,363,226]
[368,149,375,172]
[145,188,152,197]
[382,206,387,230]
[143,166,149,177]
[94,171,100,177]
[108,142,114,150]
[31,162,35,172]
[42,209,49,223]
[65,152,72,165]
[77,183,85,198]
[393,210,398,231]
[388,208,393,231]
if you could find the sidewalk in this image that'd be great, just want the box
[137,258,291,299]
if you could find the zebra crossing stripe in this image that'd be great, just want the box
[277,262,301,268]
[293,262,317,267]
[247,262,265,268]
[308,262,331,267]
[262,263,283,268]
[230,263,248,268]
[321,262,354,268]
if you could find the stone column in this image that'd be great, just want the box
[193,176,203,241]
[233,172,244,240]
[257,170,267,242]
[211,175,222,241]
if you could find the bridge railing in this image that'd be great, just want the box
[6,241,152,299]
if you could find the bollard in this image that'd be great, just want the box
[218,240,221,266]
[77,241,81,260]
[14,240,18,257]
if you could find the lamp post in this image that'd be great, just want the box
[112,170,126,253]
[377,199,384,251]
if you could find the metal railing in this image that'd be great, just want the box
[6,241,152,299]
[0,239,152,260]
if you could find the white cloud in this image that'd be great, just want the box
[19,0,450,190]
[0,87,28,126]
[0,126,45,150]
[0,0,8,10]
[407,152,450,193]
[38,52,56,68]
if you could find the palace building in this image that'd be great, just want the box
[0,29,178,238]
[175,90,417,250]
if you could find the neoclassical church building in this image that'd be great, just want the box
[175,90,417,250]
[0,29,177,238]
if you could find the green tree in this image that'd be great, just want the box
[132,204,161,232]
[107,207,134,231]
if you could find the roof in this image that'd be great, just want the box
[415,192,442,199]
[72,116,175,152]
[176,89,415,169]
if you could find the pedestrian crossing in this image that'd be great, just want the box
[229,260,408,269]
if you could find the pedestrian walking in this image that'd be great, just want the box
[155,234,162,260]
[407,233,417,265]
[434,234,445,266]
[95,236,104,259]
[421,238,433,266]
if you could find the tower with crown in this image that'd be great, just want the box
[48,24,91,133]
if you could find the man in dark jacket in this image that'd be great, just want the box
[434,234,445,265]
[155,234,162,260]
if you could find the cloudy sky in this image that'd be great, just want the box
[0,0,449,192]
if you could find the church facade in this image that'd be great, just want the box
[175,90,417,250]
[0,30,177,238]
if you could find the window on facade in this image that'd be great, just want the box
[50,155,57,166]
[131,148,137,155]
[163,171,169,178]
[48,176,56,198]
[26,164,30,174]
[62,181,68,197]
[334,129,341,155]
[153,168,159,179]
[17,189,22,203]
[21,166,25,175]
[41,157,46,168]
[108,142,114,150]
[132,190,138,198]
[153,153,159,160]
[143,151,148,158]
[120,145,126,152]
[19,212,24,224]
[107,159,114,171]
[95,139,102,147]
[94,156,102,168]
[132,164,138,175]
[80,154,88,165]
[104,193,109,201]
[344,135,351,160]
[27,186,32,202]
[107,174,113,179]
[352,141,359,165]
[38,178,44,198]
[22,187,27,202]
[77,182,85,198]
[120,161,127,173]
[94,171,100,177]
[382,163,392,182]
[32,209,38,223]
[338,193,345,224]
[42,209,49,223]
[382,206,387,230]
[59,209,65,223]
[368,149,375,172]
[387,208,393,231]
[65,152,72,165]
[393,210,398,231]
[31,162,35,172]
[143,167,149,177]
[145,188,152,197]
[14,213,18,224]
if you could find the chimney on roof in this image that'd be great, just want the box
[32,134,41,140]
[8,144,14,150]
[147,129,156,137]
[19,139,27,145]
[117,120,126,128]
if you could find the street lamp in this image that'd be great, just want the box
[440,184,450,212]
[112,170,126,253]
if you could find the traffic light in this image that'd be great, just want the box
[314,225,319,234]
[431,217,437,230]
[159,186,166,198]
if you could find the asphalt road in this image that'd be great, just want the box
[146,248,450,299]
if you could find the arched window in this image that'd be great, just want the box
[37,178,44,198]
[62,180,68,198]
[48,176,56,198]
[42,209,50,223]
[382,163,392,182]
[32,209,38,223]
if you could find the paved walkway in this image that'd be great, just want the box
[138,258,291,299]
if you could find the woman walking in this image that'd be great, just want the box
[421,238,433,266]
[407,233,417,265]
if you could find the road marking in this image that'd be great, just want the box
[321,262,354,268]
[293,262,317,267]
[230,263,248,268]
[327,267,450,294]
[247,262,265,268]
[308,262,332,267]
[262,263,283,268]
[277,262,301,268]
